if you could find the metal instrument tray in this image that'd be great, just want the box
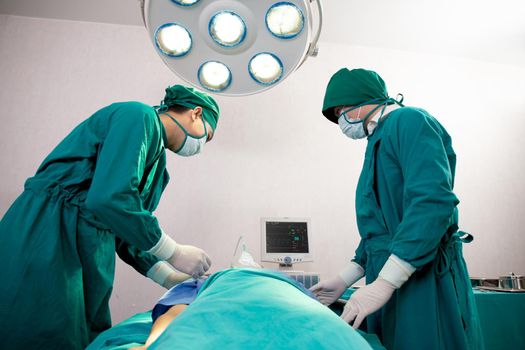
[476,286,525,293]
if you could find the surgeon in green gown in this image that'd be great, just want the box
[310,68,485,350]
[0,85,220,349]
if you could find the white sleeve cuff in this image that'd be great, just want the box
[338,261,365,287]
[146,261,174,286]
[147,230,177,260]
[379,254,416,288]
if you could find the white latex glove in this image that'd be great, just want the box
[146,261,191,289]
[341,277,396,329]
[309,275,348,306]
[147,231,211,279]
[341,254,416,329]
[309,262,364,306]
[168,243,211,279]
[162,270,192,289]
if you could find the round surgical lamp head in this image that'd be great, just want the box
[249,52,283,85]
[141,0,323,96]
[154,23,192,57]
[266,2,305,39]
[171,0,201,6]
[209,11,247,48]
[198,61,232,92]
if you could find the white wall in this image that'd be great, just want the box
[1,15,524,324]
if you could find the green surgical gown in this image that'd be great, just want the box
[0,102,170,349]
[353,107,484,350]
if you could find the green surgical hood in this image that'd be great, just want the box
[322,68,390,124]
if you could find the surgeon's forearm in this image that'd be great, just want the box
[143,304,188,348]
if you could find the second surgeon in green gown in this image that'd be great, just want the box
[310,68,485,350]
[0,85,219,349]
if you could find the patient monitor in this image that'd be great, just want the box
[260,217,319,288]
[261,217,313,266]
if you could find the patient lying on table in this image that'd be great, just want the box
[130,278,205,350]
[131,270,317,350]
[122,268,373,350]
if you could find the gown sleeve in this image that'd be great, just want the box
[352,239,367,270]
[387,109,459,268]
[115,238,161,276]
[85,103,163,252]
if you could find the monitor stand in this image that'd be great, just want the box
[278,257,304,273]
[279,255,293,268]
[278,267,320,289]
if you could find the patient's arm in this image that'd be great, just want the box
[130,304,188,350]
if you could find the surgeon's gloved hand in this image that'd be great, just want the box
[309,261,364,306]
[147,261,191,289]
[341,254,416,329]
[309,275,348,306]
[341,277,395,328]
[147,231,211,279]
[162,270,192,289]
[167,243,211,279]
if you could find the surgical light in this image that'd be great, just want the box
[141,0,323,96]
[266,2,304,39]
[155,23,192,57]
[209,11,246,48]
[171,0,201,6]
[249,53,283,85]
[198,61,232,92]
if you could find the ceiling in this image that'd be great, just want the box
[1,0,524,67]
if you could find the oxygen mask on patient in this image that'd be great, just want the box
[231,236,262,269]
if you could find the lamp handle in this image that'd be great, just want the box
[139,0,146,27]
[307,0,323,57]
[297,0,323,69]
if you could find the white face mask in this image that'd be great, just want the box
[165,113,207,157]
[176,131,206,157]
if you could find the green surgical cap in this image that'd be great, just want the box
[322,68,389,124]
[161,85,220,131]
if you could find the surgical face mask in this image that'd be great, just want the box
[338,103,387,140]
[176,128,206,157]
[338,106,367,140]
[165,113,207,157]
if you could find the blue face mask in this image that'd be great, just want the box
[338,106,367,140]
[337,96,404,140]
[338,103,386,140]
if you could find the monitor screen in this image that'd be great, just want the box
[265,221,309,253]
